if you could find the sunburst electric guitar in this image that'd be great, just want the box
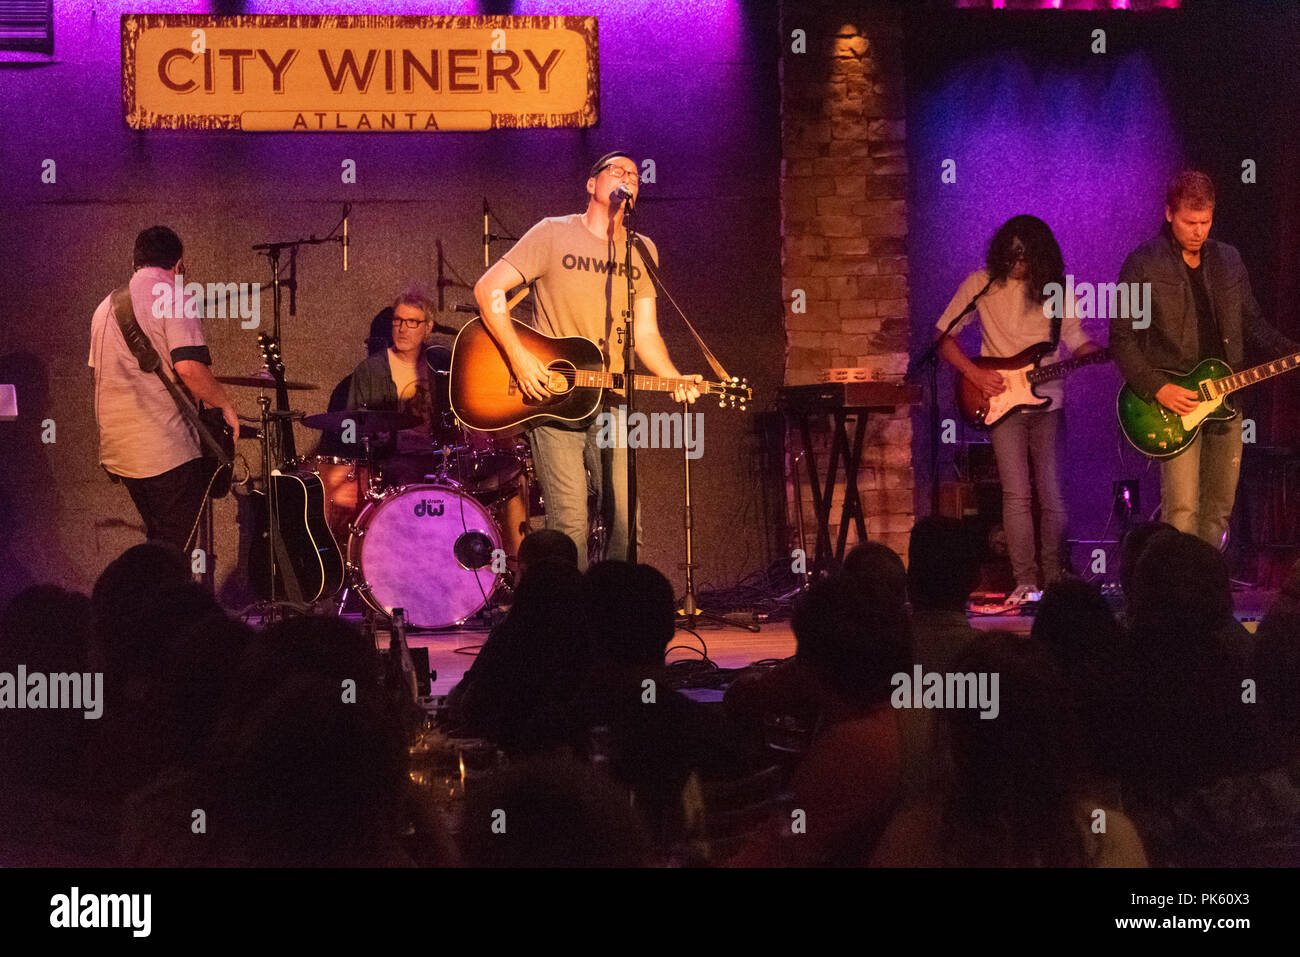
[1117,351,1300,459]
[955,342,1111,429]
[449,316,751,431]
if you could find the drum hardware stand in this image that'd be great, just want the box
[776,446,812,602]
[677,401,760,634]
[250,396,310,622]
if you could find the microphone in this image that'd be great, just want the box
[342,204,350,272]
[613,184,634,207]
[483,197,490,268]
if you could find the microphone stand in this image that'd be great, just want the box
[612,200,754,631]
[906,277,992,516]
[248,211,347,618]
[621,196,638,563]
[482,199,520,267]
[678,401,760,633]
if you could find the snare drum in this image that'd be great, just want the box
[347,484,502,628]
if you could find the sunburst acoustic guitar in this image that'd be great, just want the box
[449,316,751,431]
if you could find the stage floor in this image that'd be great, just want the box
[361,582,1278,698]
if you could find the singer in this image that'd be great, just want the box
[473,150,702,570]
[933,215,1101,607]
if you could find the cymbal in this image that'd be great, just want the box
[237,410,306,422]
[301,409,421,433]
[217,371,317,391]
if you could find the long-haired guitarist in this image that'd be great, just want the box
[1110,170,1299,547]
[935,215,1103,605]
[472,150,702,570]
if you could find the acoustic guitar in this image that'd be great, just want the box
[1117,351,1300,459]
[449,316,751,431]
[247,334,344,602]
[956,342,1111,429]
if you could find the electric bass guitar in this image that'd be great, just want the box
[1117,351,1300,459]
[449,316,751,431]
[955,342,1111,428]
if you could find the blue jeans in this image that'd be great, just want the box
[989,409,1067,589]
[1159,418,1242,548]
[527,412,643,572]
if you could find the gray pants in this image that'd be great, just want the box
[1159,418,1242,548]
[527,414,643,572]
[990,409,1067,589]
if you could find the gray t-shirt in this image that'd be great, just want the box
[502,213,658,376]
[88,267,210,478]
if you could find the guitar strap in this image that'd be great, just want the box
[109,287,232,469]
[631,235,733,382]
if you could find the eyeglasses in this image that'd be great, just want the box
[600,165,638,181]
[392,317,429,330]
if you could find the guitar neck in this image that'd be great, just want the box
[584,370,712,394]
[1213,352,1300,398]
[1026,348,1110,384]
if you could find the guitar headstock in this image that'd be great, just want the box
[713,376,751,411]
[257,333,286,384]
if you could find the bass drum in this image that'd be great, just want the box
[348,484,502,629]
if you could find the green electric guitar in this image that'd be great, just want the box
[1117,351,1300,459]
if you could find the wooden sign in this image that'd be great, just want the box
[122,14,599,131]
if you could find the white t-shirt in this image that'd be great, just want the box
[936,269,1090,409]
[88,267,209,478]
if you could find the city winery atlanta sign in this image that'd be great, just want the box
[121,14,598,131]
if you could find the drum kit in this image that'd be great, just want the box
[221,354,540,629]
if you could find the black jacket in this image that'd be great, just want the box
[345,350,400,411]
[1111,226,1297,402]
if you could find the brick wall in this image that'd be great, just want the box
[780,1,914,563]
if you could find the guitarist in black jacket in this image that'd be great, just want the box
[1110,170,1298,547]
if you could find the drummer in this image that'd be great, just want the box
[345,287,441,460]
[338,287,532,559]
